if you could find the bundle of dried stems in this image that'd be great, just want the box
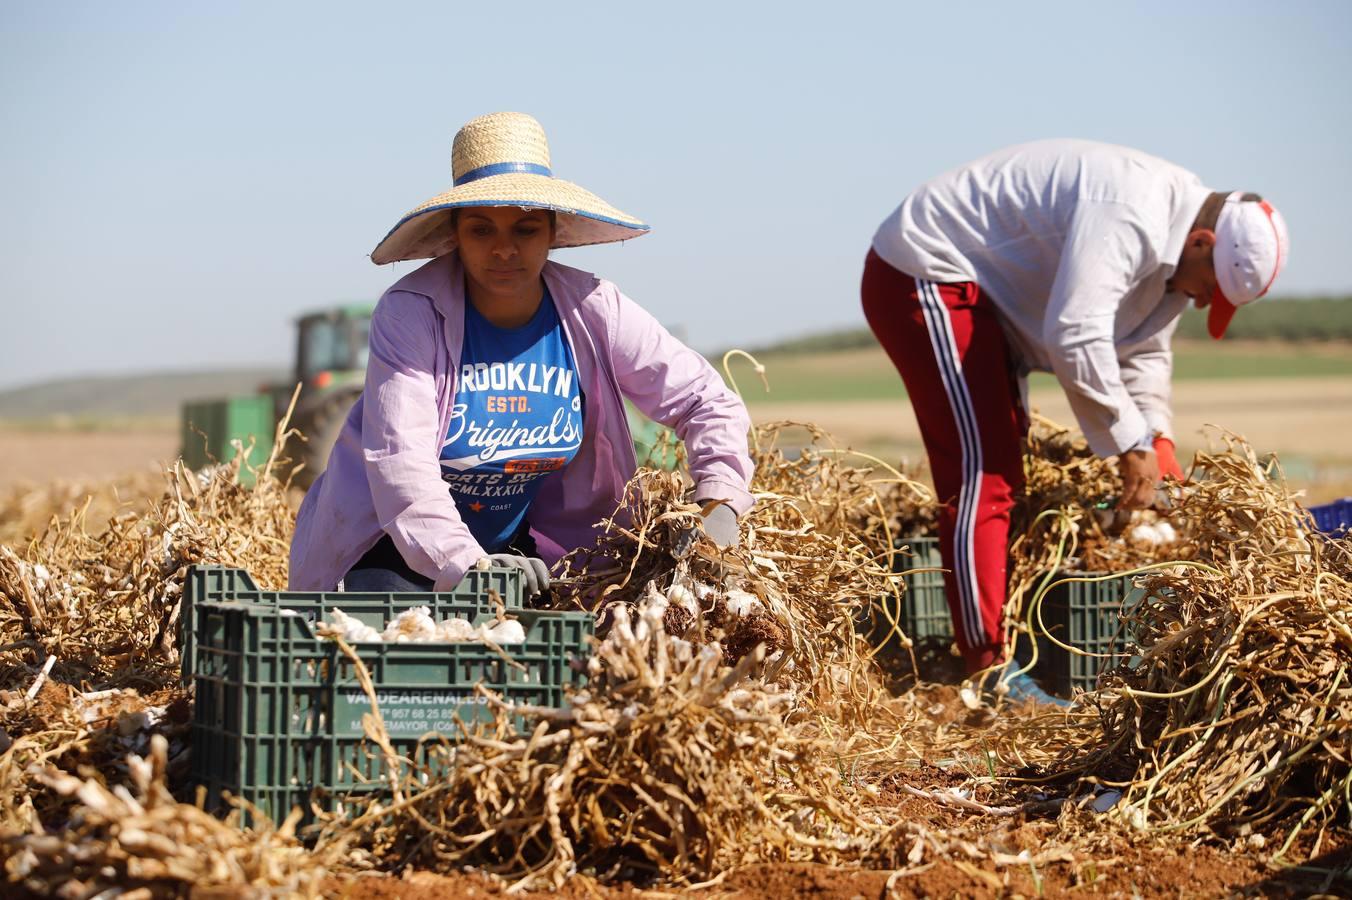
[0,415,306,893]
[5,735,334,897]
[0,438,294,688]
[1010,415,1193,586]
[554,456,898,702]
[1047,438,1351,856]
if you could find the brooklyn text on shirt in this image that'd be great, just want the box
[459,363,575,399]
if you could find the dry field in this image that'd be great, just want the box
[0,427,176,492]
[743,368,1352,504]
[0,418,1348,897]
[0,347,1348,897]
[5,373,1349,502]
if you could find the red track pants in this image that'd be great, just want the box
[861,249,1027,673]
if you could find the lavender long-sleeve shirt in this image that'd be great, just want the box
[289,253,755,591]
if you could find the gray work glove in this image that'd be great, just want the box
[485,554,551,598]
[673,500,740,558]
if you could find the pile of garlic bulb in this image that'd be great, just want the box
[1127,515,1179,547]
[664,580,766,619]
[324,606,526,645]
[1128,519,1178,546]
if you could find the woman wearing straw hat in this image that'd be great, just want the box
[289,112,754,596]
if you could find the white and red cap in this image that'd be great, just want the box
[1209,191,1289,339]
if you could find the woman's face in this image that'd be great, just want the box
[455,207,554,303]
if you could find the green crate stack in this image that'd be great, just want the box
[180,396,276,486]
[181,566,591,827]
[1020,572,1143,697]
[861,535,950,660]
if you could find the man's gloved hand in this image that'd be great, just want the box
[1153,436,1184,481]
[484,554,551,598]
[673,500,740,557]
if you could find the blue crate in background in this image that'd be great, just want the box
[1308,497,1352,536]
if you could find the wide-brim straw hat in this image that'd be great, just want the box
[371,112,649,265]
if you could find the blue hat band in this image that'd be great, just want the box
[454,161,552,186]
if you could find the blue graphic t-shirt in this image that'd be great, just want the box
[440,289,583,552]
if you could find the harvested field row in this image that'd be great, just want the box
[0,415,1348,897]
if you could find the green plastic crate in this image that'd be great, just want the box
[181,566,590,826]
[861,535,951,660]
[179,565,527,676]
[1020,572,1143,697]
[180,395,277,485]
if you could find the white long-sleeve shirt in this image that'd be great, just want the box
[872,140,1210,458]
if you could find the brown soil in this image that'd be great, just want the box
[322,838,1350,898]
[722,612,788,665]
[321,770,1351,899]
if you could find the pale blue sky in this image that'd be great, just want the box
[2,1,1349,390]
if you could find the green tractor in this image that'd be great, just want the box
[181,304,373,487]
[281,304,373,485]
[181,303,676,488]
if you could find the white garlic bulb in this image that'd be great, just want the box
[381,606,439,643]
[725,589,764,618]
[436,617,477,642]
[480,619,526,644]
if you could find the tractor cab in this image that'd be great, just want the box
[273,304,374,485]
[294,304,373,389]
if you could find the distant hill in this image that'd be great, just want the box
[0,369,286,422]
[1173,296,1352,341]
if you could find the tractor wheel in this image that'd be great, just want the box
[293,392,357,489]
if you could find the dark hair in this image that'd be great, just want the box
[450,208,557,229]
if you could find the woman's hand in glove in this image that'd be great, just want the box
[673,500,740,557]
[699,504,739,547]
[485,554,551,597]
[436,555,551,597]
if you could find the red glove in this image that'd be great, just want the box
[1153,436,1184,481]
